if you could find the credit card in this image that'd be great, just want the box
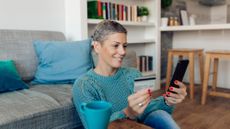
[134,76,156,92]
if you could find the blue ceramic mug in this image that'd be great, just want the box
[80,101,112,129]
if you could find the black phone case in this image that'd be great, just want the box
[168,59,189,93]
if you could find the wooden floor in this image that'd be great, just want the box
[153,85,230,129]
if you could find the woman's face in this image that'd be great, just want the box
[95,33,127,69]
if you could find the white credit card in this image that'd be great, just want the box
[134,76,156,92]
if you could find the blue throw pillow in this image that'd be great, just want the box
[32,39,93,84]
[0,60,29,93]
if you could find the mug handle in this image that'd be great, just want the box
[80,102,87,114]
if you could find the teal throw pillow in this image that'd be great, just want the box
[0,60,29,93]
[32,39,93,84]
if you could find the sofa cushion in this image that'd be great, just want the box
[0,30,66,81]
[0,60,28,93]
[32,39,93,84]
[0,84,82,129]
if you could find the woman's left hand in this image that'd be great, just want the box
[164,80,187,106]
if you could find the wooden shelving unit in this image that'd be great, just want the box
[88,19,155,26]
[160,24,230,31]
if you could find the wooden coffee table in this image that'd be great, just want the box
[108,119,152,129]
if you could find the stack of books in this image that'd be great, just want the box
[88,0,143,22]
[137,55,153,72]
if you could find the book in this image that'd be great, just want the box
[102,2,106,19]
[127,5,131,21]
[180,10,189,25]
[139,56,146,72]
[138,55,154,72]
[115,3,118,20]
[107,2,110,19]
[97,0,102,17]
[148,56,153,71]
[112,3,116,20]
[87,1,103,19]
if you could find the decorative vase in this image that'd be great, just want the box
[141,16,148,22]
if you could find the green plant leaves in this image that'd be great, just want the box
[161,0,172,9]
[139,6,149,16]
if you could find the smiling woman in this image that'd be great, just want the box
[91,20,128,74]
[93,33,127,73]
[72,20,187,129]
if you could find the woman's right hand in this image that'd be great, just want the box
[123,88,152,119]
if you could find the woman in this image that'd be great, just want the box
[72,20,187,129]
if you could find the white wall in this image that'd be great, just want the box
[187,0,229,24]
[65,0,87,40]
[0,0,65,32]
[187,0,211,25]
[0,0,85,40]
[210,5,227,24]
[173,30,230,89]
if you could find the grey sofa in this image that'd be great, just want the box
[0,30,137,129]
[0,30,82,129]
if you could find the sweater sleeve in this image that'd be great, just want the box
[138,96,175,121]
[109,110,127,122]
[72,77,100,129]
[123,67,142,93]
[107,68,142,122]
[108,68,142,122]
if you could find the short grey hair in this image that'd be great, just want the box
[92,20,127,43]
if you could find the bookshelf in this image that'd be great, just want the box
[159,1,230,87]
[160,24,230,32]
[81,0,161,89]
[88,19,155,26]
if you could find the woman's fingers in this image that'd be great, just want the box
[128,88,152,105]
[166,92,181,99]
[169,87,187,96]
[126,88,153,116]
[138,98,150,112]
[169,80,187,96]
[175,80,186,88]
[132,97,151,115]
[130,88,153,99]
[131,93,149,107]
[164,80,187,106]
[165,96,182,105]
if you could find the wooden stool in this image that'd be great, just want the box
[201,50,230,105]
[166,48,204,100]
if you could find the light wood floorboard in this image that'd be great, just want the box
[153,85,230,129]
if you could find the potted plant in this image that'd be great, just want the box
[139,6,149,22]
[161,0,172,9]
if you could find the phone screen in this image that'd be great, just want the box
[168,59,189,93]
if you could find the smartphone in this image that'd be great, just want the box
[167,59,189,94]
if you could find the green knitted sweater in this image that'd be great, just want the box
[72,67,174,128]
